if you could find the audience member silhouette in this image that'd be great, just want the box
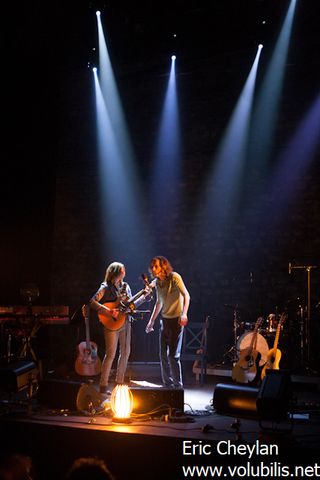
[65,457,115,480]
[0,453,33,480]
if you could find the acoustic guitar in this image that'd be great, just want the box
[232,317,263,384]
[261,312,286,380]
[75,304,102,376]
[97,274,152,331]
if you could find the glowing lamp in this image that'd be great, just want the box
[110,384,133,423]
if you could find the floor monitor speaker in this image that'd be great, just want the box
[213,383,259,417]
[130,387,184,414]
[37,378,83,410]
[256,370,291,421]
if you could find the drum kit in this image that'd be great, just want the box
[221,304,285,368]
[220,261,320,373]
[236,313,282,367]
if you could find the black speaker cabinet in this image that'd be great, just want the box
[130,387,184,414]
[37,378,83,410]
[257,370,291,421]
[0,360,37,392]
[213,383,259,417]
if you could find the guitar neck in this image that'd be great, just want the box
[85,317,91,348]
[82,305,91,348]
[248,318,263,353]
[127,286,148,304]
[273,314,285,351]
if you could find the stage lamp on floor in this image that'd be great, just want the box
[110,384,133,423]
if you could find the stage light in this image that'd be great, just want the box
[96,11,101,16]
[171,55,176,61]
[258,44,263,49]
[94,12,150,264]
[93,67,97,73]
[110,384,133,423]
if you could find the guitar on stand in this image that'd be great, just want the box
[98,274,153,331]
[261,312,286,380]
[232,317,264,384]
[75,305,101,376]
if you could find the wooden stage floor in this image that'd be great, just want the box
[0,376,320,480]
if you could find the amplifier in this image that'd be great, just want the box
[37,378,83,410]
[130,387,184,414]
[0,360,38,392]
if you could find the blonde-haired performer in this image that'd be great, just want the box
[146,256,190,388]
[90,262,146,395]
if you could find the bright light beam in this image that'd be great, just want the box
[150,56,181,245]
[93,67,150,265]
[96,12,133,164]
[267,93,320,215]
[207,44,263,222]
[194,44,263,253]
[248,0,297,169]
[93,69,126,255]
[93,14,151,270]
[239,93,320,259]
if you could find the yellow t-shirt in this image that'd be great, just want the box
[156,272,188,318]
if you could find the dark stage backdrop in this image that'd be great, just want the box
[2,0,320,373]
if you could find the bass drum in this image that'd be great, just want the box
[236,331,269,366]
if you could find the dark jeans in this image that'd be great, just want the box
[159,317,184,388]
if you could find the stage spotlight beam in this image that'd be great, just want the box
[150,56,181,246]
[198,44,263,228]
[248,0,297,168]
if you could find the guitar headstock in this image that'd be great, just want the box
[141,273,150,287]
[141,273,155,299]
[82,304,90,320]
[255,316,264,330]
[279,312,287,326]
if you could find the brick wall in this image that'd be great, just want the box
[49,55,320,372]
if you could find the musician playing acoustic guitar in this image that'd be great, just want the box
[89,261,151,396]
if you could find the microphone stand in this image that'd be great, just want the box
[219,304,240,366]
[289,262,318,370]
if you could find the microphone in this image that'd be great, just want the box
[288,262,292,274]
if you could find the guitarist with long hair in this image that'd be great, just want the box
[89,261,151,396]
